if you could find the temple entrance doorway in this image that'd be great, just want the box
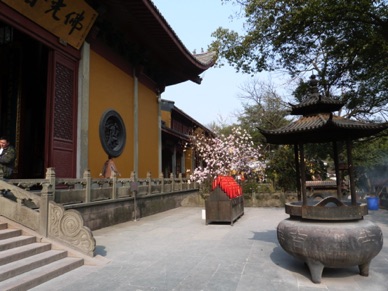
[0,22,48,178]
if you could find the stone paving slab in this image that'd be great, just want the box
[32,207,388,291]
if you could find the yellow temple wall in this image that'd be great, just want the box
[88,50,158,178]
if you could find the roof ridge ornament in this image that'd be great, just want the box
[309,75,319,92]
[309,74,319,99]
[290,75,345,116]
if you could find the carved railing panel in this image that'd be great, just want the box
[0,180,41,207]
[0,177,96,257]
[49,202,95,256]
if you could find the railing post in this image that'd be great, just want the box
[170,173,175,192]
[130,171,138,221]
[39,183,53,237]
[193,179,197,190]
[159,172,164,193]
[179,173,183,191]
[83,169,91,203]
[45,168,56,202]
[130,171,136,197]
[147,171,151,195]
[112,172,118,199]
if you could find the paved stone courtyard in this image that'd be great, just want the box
[32,207,388,291]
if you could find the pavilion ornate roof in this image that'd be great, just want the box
[260,75,388,144]
[260,113,388,144]
[289,75,345,116]
[290,93,345,116]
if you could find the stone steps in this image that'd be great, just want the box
[0,243,52,266]
[0,222,84,290]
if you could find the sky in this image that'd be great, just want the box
[151,0,278,127]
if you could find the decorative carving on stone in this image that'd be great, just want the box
[99,109,126,157]
[49,201,96,256]
[0,179,40,207]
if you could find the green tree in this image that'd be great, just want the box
[265,145,297,191]
[352,136,388,195]
[235,79,334,190]
[211,0,388,120]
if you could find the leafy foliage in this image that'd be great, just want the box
[265,145,297,190]
[352,135,388,194]
[211,0,388,120]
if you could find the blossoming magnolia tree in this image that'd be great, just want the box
[189,127,266,187]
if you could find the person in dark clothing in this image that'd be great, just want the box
[0,136,16,178]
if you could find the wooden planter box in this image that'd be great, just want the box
[205,186,244,225]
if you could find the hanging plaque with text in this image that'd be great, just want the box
[1,0,98,49]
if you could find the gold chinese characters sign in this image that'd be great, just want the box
[2,0,98,49]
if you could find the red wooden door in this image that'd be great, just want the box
[45,51,78,178]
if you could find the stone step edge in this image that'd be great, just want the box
[0,257,84,291]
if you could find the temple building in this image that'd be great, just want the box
[0,0,215,179]
[161,99,214,178]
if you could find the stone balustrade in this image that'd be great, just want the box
[4,168,198,205]
[0,168,199,256]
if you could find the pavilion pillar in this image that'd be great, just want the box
[294,144,301,201]
[299,143,307,205]
[332,141,342,199]
[346,140,357,205]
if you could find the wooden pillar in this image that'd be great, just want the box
[300,144,307,205]
[332,142,342,199]
[346,140,357,205]
[294,144,301,201]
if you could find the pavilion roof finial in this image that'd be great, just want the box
[309,75,319,96]
[288,75,345,116]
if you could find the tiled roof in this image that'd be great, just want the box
[290,94,345,115]
[260,114,388,144]
[289,75,345,115]
[261,75,388,144]
[92,0,216,86]
[193,51,217,66]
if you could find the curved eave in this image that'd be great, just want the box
[291,103,344,116]
[260,115,388,144]
[93,0,216,86]
[290,97,345,116]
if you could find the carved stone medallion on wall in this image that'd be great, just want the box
[99,110,126,157]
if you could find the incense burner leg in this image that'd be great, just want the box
[306,259,324,283]
[359,261,370,276]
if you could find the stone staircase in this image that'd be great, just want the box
[0,221,84,291]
